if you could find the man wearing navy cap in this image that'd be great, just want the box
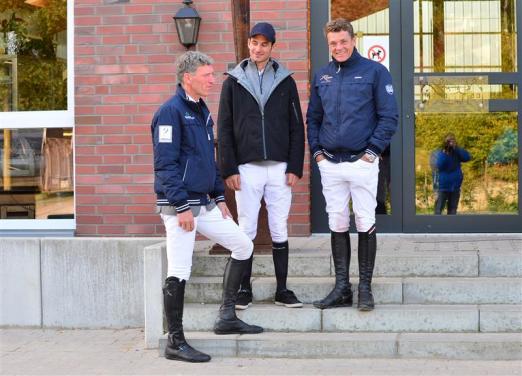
[218,22,305,310]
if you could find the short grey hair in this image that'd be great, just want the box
[175,51,214,84]
[324,18,355,39]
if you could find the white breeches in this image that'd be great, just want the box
[235,162,292,242]
[161,206,253,281]
[318,158,379,233]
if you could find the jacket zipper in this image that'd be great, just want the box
[336,64,343,128]
[182,160,189,181]
[261,111,267,159]
[205,113,212,141]
[204,111,214,192]
[234,75,289,161]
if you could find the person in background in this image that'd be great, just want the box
[433,133,471,215]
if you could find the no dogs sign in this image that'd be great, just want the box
[362,36,389,70]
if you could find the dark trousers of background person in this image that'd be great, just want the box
[376,151,391,215]
[435,190,460,215]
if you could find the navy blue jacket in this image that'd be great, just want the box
[151,85,225,213]
[307,49,398,162]
[434,147,471,192]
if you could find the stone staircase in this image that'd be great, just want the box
[148,234,522,360]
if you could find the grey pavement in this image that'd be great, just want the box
[1,328,521,375]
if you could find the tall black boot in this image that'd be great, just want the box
[214,258,264,335]
[313,231,353,309]
[357,226,377,311]
[163,276,211,362]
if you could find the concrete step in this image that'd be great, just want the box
[403,277,522,304]
[186,277,402,304]
[179,304,522,333]
[191,250,522,278]
[186,276,522,305]
[159,332,522,360]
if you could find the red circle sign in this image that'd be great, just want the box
[368,45,386,63]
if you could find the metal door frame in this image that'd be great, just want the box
[310,0,403,233]
[401,0,522,232]
[310,0,522,233]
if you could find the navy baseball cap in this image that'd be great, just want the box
[249,22,276,43]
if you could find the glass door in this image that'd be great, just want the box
[310,0,403,232]
[402,0,521,231]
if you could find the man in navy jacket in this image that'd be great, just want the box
[151,51,262,363]
[307,19,398,311]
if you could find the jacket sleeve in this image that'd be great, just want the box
[435,150,451,171]
[456,147,471,162]
[152,106,190,213]
[286,78,305,178]
[217,78,239,179]
[366,66,399,156]
[306,73,324,160]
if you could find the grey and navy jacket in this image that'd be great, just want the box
[151,85,225,214]
[307,49,398,162]
[217,58,305,179]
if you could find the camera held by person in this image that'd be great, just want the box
[443,135,456,154]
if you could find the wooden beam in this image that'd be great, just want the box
[231,0,250,62]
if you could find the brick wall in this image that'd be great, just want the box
[75,0,310,236]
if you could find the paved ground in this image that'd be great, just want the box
[1,328,521,375]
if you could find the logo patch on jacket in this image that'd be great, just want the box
[184,112,196,120]
[385,84,394,95]
[159,125,172,143]
[320,75,333,83]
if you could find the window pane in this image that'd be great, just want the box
[332,0,393,215]
[0,128,74,219]
[414,0,518,73]
[415,112,518,215]
[0,0,67,112]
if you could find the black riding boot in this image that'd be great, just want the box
[313,231,353,309]
[235,254,253,310]
[214,257,264,334]
[357,226,377,311]
[163,276,211,362]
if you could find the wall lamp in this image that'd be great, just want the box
[173,0,201,49]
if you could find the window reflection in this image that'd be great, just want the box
[0,0,68,112]
[414,0,517,73]
[0,128,73,219]
[415,113,518,214]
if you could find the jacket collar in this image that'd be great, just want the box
[175,84,209,114]
[332,48,362,70]
[226,58,292,104]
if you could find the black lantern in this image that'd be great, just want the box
[173,0,201,49]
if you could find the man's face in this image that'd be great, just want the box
[248,35,273,65]
[327,30,356,63]
[184,64,215,98]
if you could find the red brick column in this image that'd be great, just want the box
[75,0,310,236]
